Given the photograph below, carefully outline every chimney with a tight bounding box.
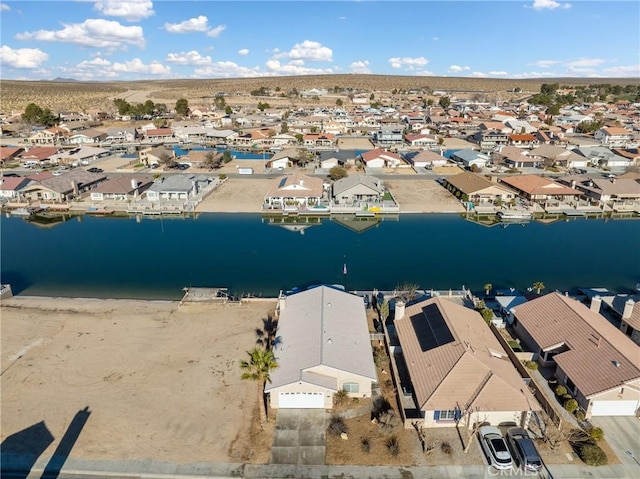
[131,178,138,190]
[590,295,602,313]
[395,300,405,320]
[623,299,635,320]
[72,180,79,196]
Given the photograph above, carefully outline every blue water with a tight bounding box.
[1,214,639,299]
[173,146,268,160]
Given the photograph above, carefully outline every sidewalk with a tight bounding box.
[2,456,635,479]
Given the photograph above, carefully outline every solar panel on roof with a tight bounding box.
[278,177,288,188]
[410,303,455,352]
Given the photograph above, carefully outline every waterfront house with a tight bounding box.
[0,146,24,165]
[510,293,640,418]
[145,174,212,202]
[303,132,335,147]
[263,173,324,211]
[332,173,384,206]
[393,297,538,429]
[409,150,449,169]
[49,146,110,167]
[360,148,403,168]
[557,175,640,207]
[266,149,296,170]
[373,126,404,147]
[19,147,60,166]
[444,172,515,205]
[404,133,439,149]
[67,129,107,145]
[265,285,377,409]
[599,294,640,347]
[105,127,138,143]
[0,176,30,200]
[90,175,154,202]
[145,128,174,143]
[21,169,106,203]
[499,175,579,203]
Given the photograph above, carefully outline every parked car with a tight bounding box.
[87,167,104,173]
[479,426,513,470]
[506,427,543,472]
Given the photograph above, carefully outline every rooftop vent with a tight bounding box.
[613,360,621,367]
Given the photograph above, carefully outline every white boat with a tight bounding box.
[497,210,532,220]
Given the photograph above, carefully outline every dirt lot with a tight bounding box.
[385,179,465,213]
[1,296,277,463]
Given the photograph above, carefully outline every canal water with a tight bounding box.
[1,213,638,299]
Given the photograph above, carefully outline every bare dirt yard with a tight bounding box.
[1,296,277,464]
[197,176,272,213]
[385,179,465,213]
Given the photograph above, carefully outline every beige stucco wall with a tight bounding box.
[268,382,333,409]
[422,410,528,430]
[307,364,374,399]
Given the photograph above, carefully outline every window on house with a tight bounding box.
[434,410,457,421]
[566,377,577,395]
[342,382,359,393]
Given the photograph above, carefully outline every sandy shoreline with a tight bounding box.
[1,295,277,463]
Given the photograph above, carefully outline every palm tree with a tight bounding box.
[484,283,492,296]
[240,347,278,424]
[532,281,545,295]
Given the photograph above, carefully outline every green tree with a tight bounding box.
[175,98,190,116]
[427,99,434,107]
[280,121,289,133]
[438,96,451,109]
[240,347,278,424]
[22,103,43,124]
[532,282,545,294]
[335,98,343,107]
[329,166,348,180]
[257,101,270,111]
[295,133,303,144]
[547,104,560,116]
[222,151,233,163]
[480,308,494,324]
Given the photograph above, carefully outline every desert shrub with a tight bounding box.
[333,389,349,407]
[565,399,578,414]
[218,173,227,180]
[525,360,539,370]
[373,347,389,367]
[327,415,348,437]
[360,436,371,453]
[589,427,604,441]
[508,340,522,352]
[562,393,573,400]
[378,410,400,435]
[575,410,586,421]
[441,441,452,455]
[554,385,567,396]
[372,396,392,418]
[386,436,400,457]
[578,444,608,466]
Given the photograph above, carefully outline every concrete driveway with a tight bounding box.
[269,409,326,465]
[591,416,640,475]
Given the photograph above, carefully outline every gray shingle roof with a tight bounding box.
[332,174,383,196]
[266,286,377,391]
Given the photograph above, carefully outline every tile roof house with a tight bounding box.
[409,150,449,169]
[19,147,60,164]
[511,293,640,417]
[90,175,154,202]
[451,149,491,170]
[529,145,588,168]
[498,175,580,202]
[444,172,515,205]
[394,297,539,429]
[332,173,384,206]
[557,175,640,206]
[360,148,403,168]
[0,176,30,200]
[263,173,324,211]
[594,127,634,148]
[21,169,107,203]
[600,294,640,347]
[145,174,212,202]
[265,286,377,409]
[0,146,24,164]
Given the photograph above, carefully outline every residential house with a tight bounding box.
[263,173,324,211]
[492,146,540,169]
[266,149,298,170]
[404,133,439,149]
[451,149,490,170]
[535,129,567,147]
[499,175,579,203]
[265,285,377,409]
[505,120,537,134]
[444,172,515,205]
[0,146,24,165]
[612,148,640,165]
[574,146,632,169]
[472,130,509,152]
[360,148,403,168]
[19,147,60,166]
[26,127,67,145]
[145,128,174,142]
[529,144,588,168]
[21,169,106,203]
[0,176,30,200]
[599,294,640,347]
[373,126,404,146]
[67,128,107,145]
[105,127,138,143]
[303,132,335,147]
[557,175,640,207]
[90,175,154,202]
[511,293,640,417]
[594,127,634,148]
[508,134,539,149]
[394,297,539,429]
[205,129,238,144]
[332,174,384,206]
[49,146,110,167]
[408,150,449,169]
[139,146,173,167]
[145,174,212,202]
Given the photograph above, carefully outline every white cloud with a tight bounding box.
[489,71,508,76]
[448,65,470,72]
[264,59,334,75]
[0,45,48,69]
[77,57,112,68]
[0,3,10,11]
[16,19,144,49]
[93,0,154,21]
[531,0,571,10]
[164,15,209,33]
[415,70,435,76]
[206,24,226,38]
[567,58,605,68]
[165,50,212,66]
[237,49,249,56]
[531,59,561,68]
[193,61,261,78]
[388,56,428,70]
[349,60,371,74]
[274,40,333,62]
[164,15,225,37]
[470,71,488,77]
[111,58,170,75]
[603,64,640,77]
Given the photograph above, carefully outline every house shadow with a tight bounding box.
[40,406,91,479]
[1,421,55,479]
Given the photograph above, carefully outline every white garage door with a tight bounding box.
[591,400,639,416]
[279,392,325,409]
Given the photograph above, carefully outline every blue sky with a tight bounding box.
[1,0,639,81]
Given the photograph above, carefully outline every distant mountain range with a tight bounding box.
[50,77,79,82]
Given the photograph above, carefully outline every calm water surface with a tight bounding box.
[1,213,639,299]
